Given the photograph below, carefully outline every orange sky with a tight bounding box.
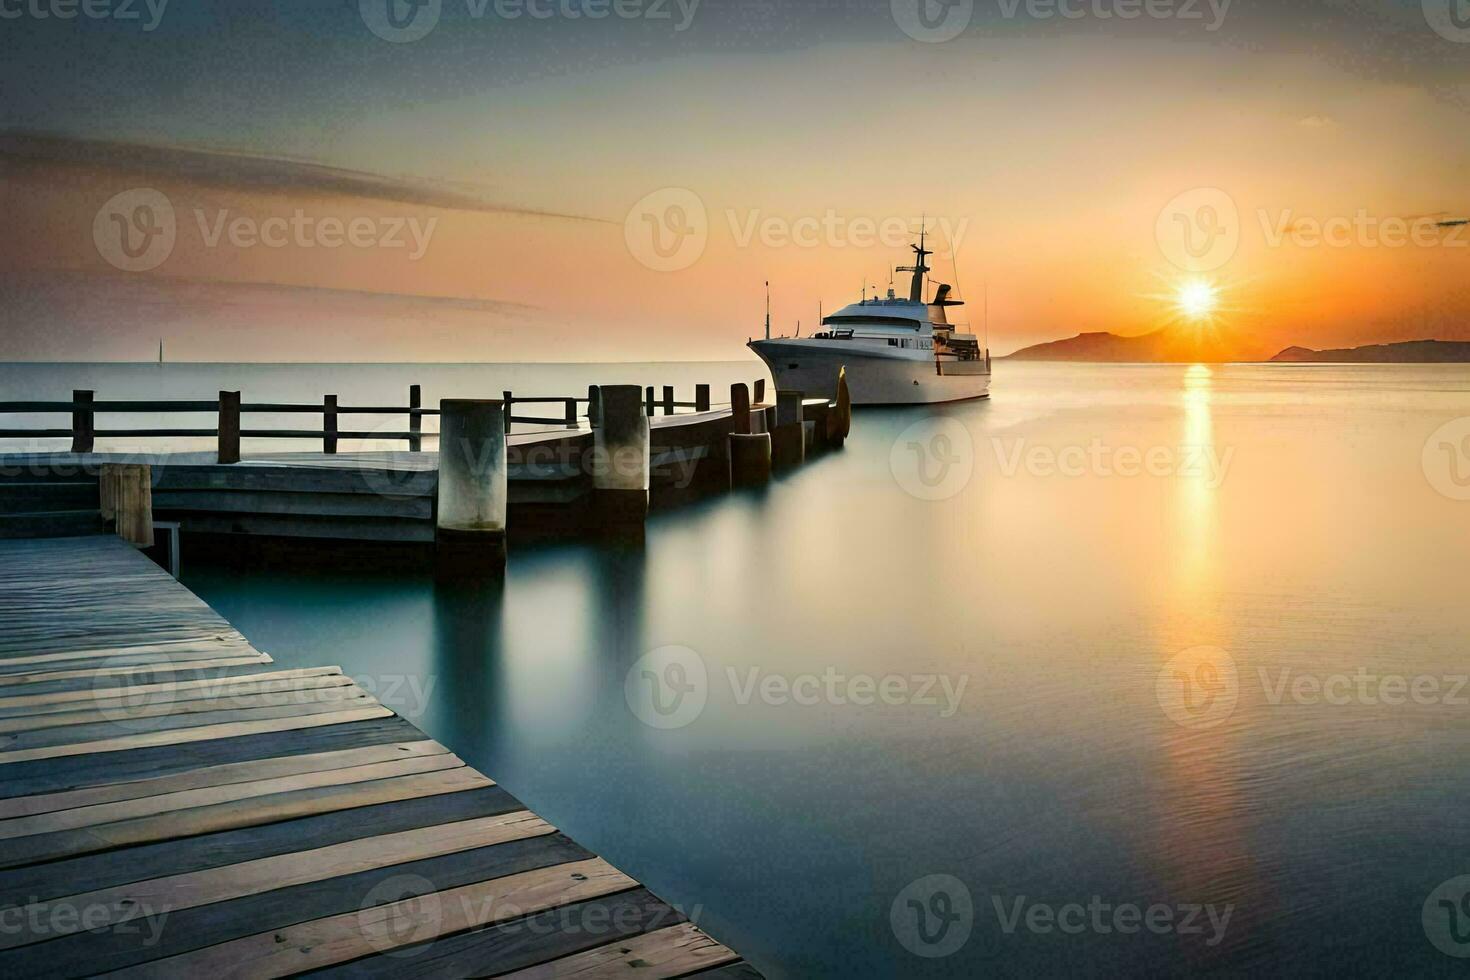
[4,11,1470,361]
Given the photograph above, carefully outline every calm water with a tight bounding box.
[161,363,1470,976]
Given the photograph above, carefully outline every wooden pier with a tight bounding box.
[0,377,851,558]
[0,534,762,977]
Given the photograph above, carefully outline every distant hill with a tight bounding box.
[1270,340,1470,363]
[1002,328,1265,363]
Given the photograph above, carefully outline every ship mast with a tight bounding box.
[895,223,932,303]
[764,281,771,341]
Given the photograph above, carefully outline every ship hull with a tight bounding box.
[748,340,991,406]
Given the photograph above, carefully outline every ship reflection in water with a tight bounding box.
[190,363,1470,978]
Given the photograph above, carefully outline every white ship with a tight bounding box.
[748,232,992,405]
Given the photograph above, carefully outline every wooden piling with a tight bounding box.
[324,395,339,454]
[70,390,94,454]
[218,391,241,464]
[587,385,603,428]
[695,384,710,412]
[662,385,675,416]
[771,390,805,469]
[502,391,514,435]
[408,384,423,452]
[564,398,578,428]
[754,379,767,404]
[644,386,656,417]
[100,463,154,547]
[727,383,771,487]
[592,385,650,529]
[434,399,507,573]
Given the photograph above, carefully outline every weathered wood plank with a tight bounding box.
[0,704,391,765]
[0,738,445,820]
[0,829,588,976]
[0,785,521,903]
[0,716,423,800]
[0,809,550,950]
[308,888,690,980]
[494,922,741,979]
[0,665,340,714]
[0,751,465,840]
[0,685,377,751]
[0,765,490,869]
[103,858,638,978]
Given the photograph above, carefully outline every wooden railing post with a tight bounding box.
[730,383,751,436]
[218,391,241,464]
[695,384,710,412]
[408,384,422,452]
[502,390,513,434]
[565,398,578,428]
[644,386,655,417]
[71,389,95,454]
[324,395,339,454]
[587,385,601,426]
[662,385,675,415]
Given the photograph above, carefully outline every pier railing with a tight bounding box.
[0,380,767,461]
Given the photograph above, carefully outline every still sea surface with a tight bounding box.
[12,360,1470,976]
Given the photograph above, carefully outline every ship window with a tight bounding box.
[888,339,899,347]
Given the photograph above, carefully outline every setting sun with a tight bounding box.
[1177,281,1219,320]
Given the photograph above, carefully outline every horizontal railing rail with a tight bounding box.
[0,380,764,462]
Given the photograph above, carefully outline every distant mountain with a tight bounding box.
[1270,340,1470,363]
[1002,328,1264,363]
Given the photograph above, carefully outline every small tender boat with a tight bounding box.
[748,232,992,405]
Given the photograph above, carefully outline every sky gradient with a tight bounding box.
[2,0,1469,360]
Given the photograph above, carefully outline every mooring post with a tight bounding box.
[727,382,771,487]
[592,384,650,530]
[564,398,578,428]
[218,390,241,464]
[662,385,675,415]
[70,389,95,454]
[408,384,422,452]
[100,463,154,548]
[754,379,767,404]
[772,390,805,469]
[695,384,710,412]
[435,399,508,574]
[323,395,339,454]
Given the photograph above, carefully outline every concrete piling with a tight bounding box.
[435,399,508,573]
[592,384,650,528]
[771,390,805,469]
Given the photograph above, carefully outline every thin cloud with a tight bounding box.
[0,130,615,225]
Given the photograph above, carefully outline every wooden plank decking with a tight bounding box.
[0,535,759,978]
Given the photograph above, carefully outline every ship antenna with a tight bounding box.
[764,280,771,341]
